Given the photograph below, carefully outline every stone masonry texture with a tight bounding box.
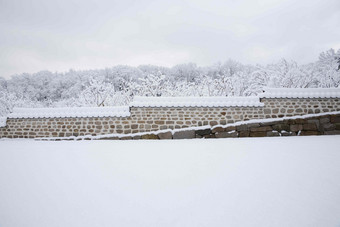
[0,98,339,138]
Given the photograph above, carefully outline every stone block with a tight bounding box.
[236,124,248,131]
[330,115,340,123]
[239,131,249,137]
[272,124,290,132]
[173,130,195,139]
[249,131,266,137]
[264,109,271,114]
[335,123,340,130]
[209,121,218,126]
[250,126,272,132]
[195,129,211,136]
[260,121,281,126]
[141,134,159,139]
[295,119,307,124]
[299,131,320,136]
[290,124,303,132]
[307,119,320,130]
[99,136,119,140]
[324,130,340,135]
[158,131,173,140]
[267,131,280,137]
[322,123,336,131]
[212,127,225,133]
[280,131,293,136]
[303,123,317,131]
[319,117,330,124]
[215,131,238,138]
[224,126,236,132]
[203,134,216,138]
[247,123,260,128]
[120,136,132,140]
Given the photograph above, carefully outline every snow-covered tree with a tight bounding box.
[1,48,339,115]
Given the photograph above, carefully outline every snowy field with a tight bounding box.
[1,136,340,227]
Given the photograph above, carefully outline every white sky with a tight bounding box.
[0,0,339,78]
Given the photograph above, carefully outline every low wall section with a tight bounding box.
[1,88,340,139]
[94,112,340,140]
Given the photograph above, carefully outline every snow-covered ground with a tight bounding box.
[1,136,340,227]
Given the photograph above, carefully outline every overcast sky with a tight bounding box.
[0,0,339,79]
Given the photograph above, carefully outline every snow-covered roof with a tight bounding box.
[130,96,263,107]
[7,106,130,119]
[259,88,340,98]
[0,117,7,127]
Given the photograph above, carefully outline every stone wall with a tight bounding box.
[0,117,132,139]
[0,98,339,139]
[42,113,340,140]
[261,98,340,118]
[130,106,265,132]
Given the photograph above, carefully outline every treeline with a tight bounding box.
[0,49,339,116]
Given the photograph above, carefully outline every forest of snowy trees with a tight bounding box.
[0,49,339,116]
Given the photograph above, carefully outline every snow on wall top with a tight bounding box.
[260,88,340,98]
[0,117,7,127]
[130,96,263,107]
[7,106,130,119]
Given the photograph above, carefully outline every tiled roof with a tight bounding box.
[7,106,130,119]
[130,96,263,107]
[259,88,340,98]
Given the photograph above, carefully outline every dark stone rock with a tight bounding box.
[158,131,173,139]
[215,131,238,138]
[322,123,336,131]
[236,124,248,131]
[239,131,249,137]
[99,136,119,140]
[324,130,340,135]
[295,119,307,124]
[330,115,340,123]
[272,124,290,132]
[267,131,280,137]
[335,123,340,130]
[133,135,141,140]
[247,123,260,128]
[290,124,303,132]
[212,127,225,133]
[173,130,195,139]
[195,128,211,136]
[249,131,266,137]
[307,119,320,130]
[303,123,317,131]
[141,134,159,139]
[299,131,320,136]
[280,131,292,136]
[320,117,330,124]
[203,134,216,138]
[260,120,281,126]
[224,126,236,132]
[120,136,132,140]
[250,126,272,132]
